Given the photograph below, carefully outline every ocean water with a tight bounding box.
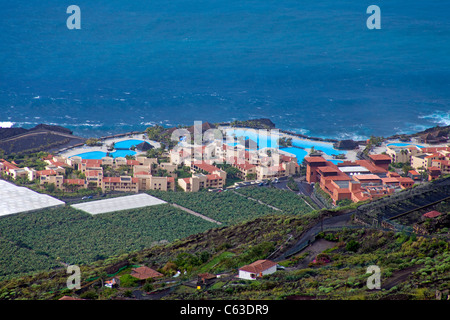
[0,1,449,140]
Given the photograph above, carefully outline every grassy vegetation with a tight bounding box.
[0,204,217,280]
[1,212,448,300]
[146,189,287,225]
[164,229,449,300]
[0,214,320,300]
[0,188,310,281]
[234,186,318,214]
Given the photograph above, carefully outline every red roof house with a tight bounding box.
[238,260,278,280]
[423,211,442,219]
[130,266,163,280]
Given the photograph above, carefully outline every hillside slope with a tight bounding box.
[0,124,85,155]
[0,209,448,301]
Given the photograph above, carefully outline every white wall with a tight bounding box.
[238,265,277,280]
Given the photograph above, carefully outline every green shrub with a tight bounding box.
[346,240,360,253]
[119,274,138,288]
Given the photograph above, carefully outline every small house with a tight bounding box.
[130,266,163,283]
[238,260,277,280]
[197,273,217,288]
[104,278,118,288]
[423,210,442,220]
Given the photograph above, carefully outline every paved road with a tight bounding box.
[274,211,354,261]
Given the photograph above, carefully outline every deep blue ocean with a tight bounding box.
[0,1,449,139]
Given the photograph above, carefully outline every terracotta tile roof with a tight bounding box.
[126,159,140,166]
[355,160,387,173]
[387,172,400,177]
[317,166,340,173]
[304,156,327,163]
[193,161,220,173]
[381,177,400,184]
[397,177,414,184]
[63,178,85,185]
[180,177,190,183]
[239,260,277,274]
[0,159,19,170]
[37,169,57,176]
[369,154,392,161]
[206,174,222,181]
[423,211,442,219]
[130,266,163,280]
[198,273,216,280]
[425,153,443,159]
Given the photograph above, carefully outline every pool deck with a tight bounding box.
[371,138,448,155]
[58,134,161,158]
[58,128,448,162]
[222,127,360,162]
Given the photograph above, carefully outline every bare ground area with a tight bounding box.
[381,265,421,290]
[286,238,338,270]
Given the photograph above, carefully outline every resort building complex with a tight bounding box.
[386,145,450,178]
[1,134,299,194]
[2,132,448,207]
[305,154,415,205]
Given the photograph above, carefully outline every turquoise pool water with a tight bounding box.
[226,128,279,148]
[71,139,142,159]
[114,139,145,149]
[387,143,424,148]
[72,151,107,159]
[71,149,137,160]
[291,139,346,156]
[110,150,137,158]
[280,147,308,164]
[227,128,346,164]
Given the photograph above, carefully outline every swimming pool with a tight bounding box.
[72,151,108,160]
[329,159,344,165]
[387,143,424,148]
[226,129,346,158]
[113,139,145,149]
[225,129,279,148]
[71,149,137,160]
[291,138,347,156]
[280,147,308,164]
